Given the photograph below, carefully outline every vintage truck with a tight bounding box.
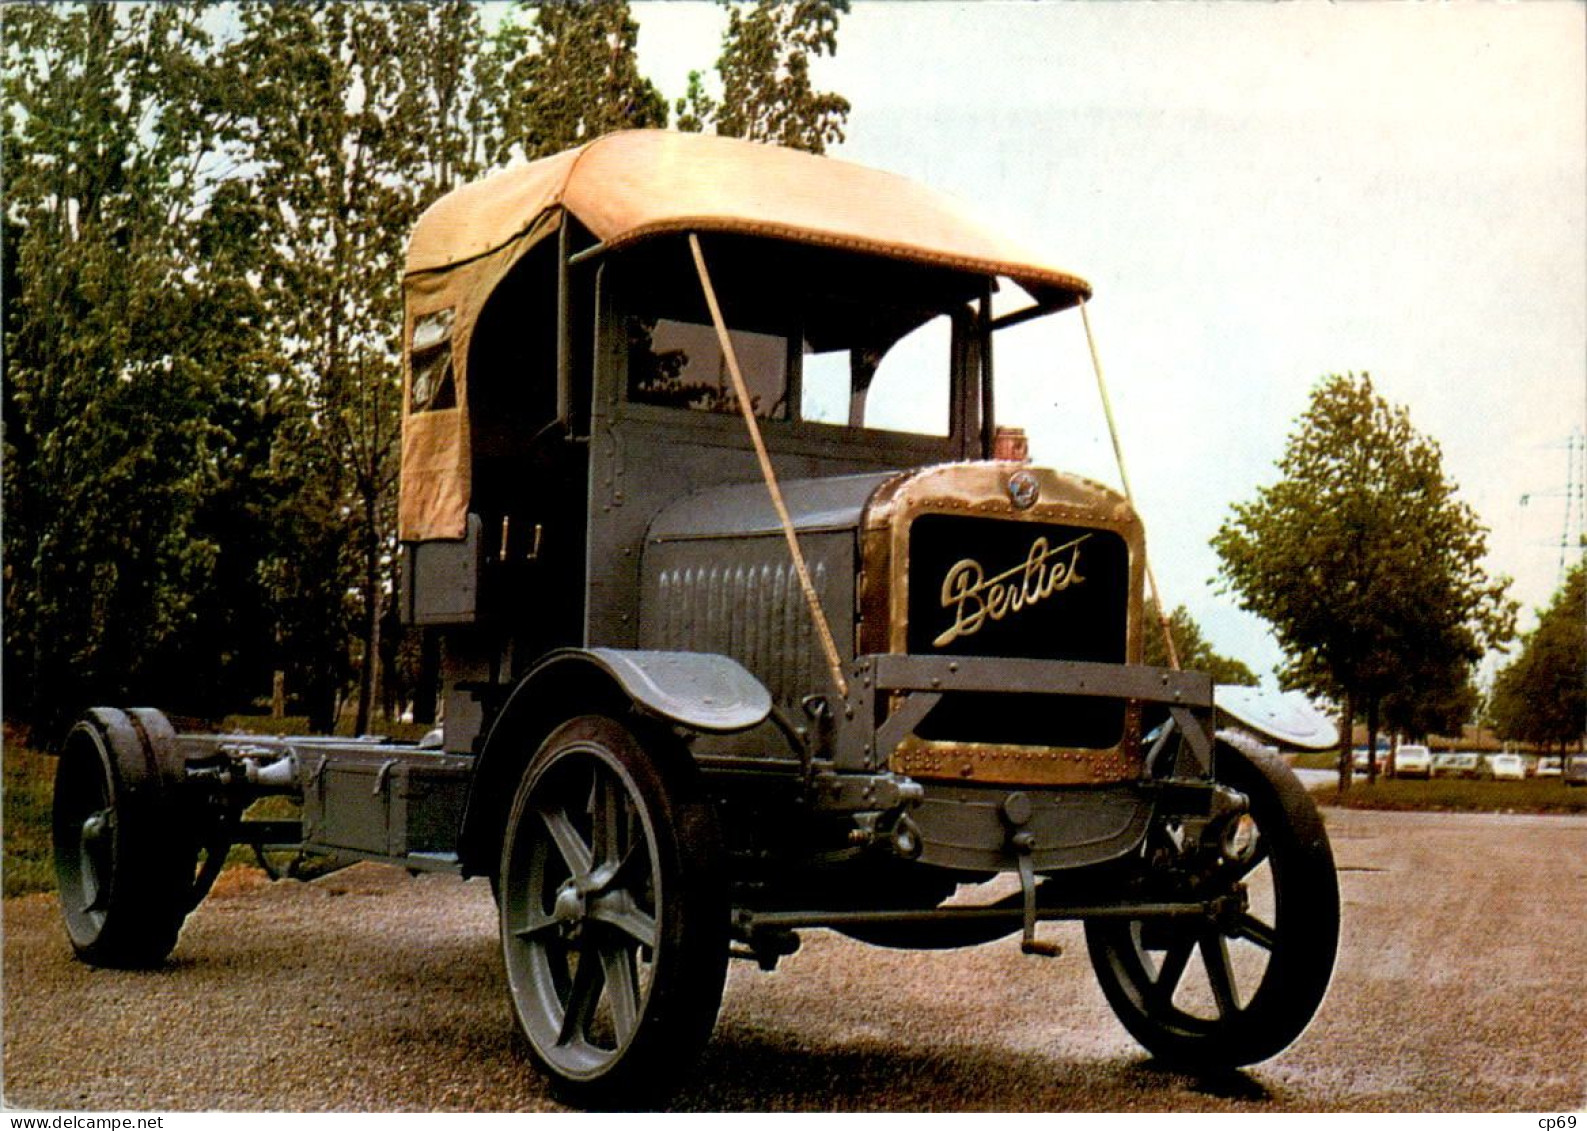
[52,129,1338,1106]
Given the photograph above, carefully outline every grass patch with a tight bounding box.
[1317,776,1587,814]
[3,728,58,897]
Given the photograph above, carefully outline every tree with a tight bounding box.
[2,3,282,738]
[1382,653,1480,743]
[1142,601,1259,687]
[1490,563,1587,753]
[1212,373,1515,788]
[227,2,503,733]
[4,2,860,740]
[676,0,851,155]
[491,1,665,162]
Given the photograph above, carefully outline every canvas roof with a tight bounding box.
[399,131,1092,543]
[406,129,1090,304]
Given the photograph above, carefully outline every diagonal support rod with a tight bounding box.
[689,233,850,699]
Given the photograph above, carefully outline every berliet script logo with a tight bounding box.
[933,532,1091,647]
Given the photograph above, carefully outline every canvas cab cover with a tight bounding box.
[399,129,1090,542]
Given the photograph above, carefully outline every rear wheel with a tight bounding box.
[499,715,727,1107]
[1085,746,1338,1068]
[53,709,217,968]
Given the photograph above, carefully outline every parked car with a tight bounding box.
[1566,755,1587,787]
[1353,746,1389,773]
[1394,744,1432,779]
[1487,753,1525,781]
[1433,752,1481,779]
[1536,756,1563,778]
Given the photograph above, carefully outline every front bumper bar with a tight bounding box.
[832,653,1216,777]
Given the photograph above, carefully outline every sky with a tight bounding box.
[634,0,1587,688]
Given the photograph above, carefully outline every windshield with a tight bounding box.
[613,236,985,442]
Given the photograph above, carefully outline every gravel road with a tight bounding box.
[5,807,1585,1112]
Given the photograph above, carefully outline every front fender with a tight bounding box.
[456,648,771,876]
[580,648,771,733]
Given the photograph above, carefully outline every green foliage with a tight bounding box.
[1318,776,1587,815]
[2,4,281,739]
[1142,601,1259,686]
[1382,653,1481,742]
[492,1,665,161]
[1489,563,1587,751]
[226,2,503,731]
[3,2,857,740]
[679,0,851,154]
[1212,374,1515,779]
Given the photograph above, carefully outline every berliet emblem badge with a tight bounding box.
[1007,469,1040,510]
[934,532,1091,647]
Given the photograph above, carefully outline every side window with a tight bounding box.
[409,307,457,413]
[863,314,951,436]
[800,348,850,425]
[627,317,789,419]
[798,313,952,436]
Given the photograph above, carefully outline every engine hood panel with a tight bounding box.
[646,471,900,543]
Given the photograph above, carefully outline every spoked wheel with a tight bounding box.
[53,708,219,968]
[499,715,727,1107]
[1085,745,1339,1068]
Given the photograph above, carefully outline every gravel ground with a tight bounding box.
[4,808,1585,1112]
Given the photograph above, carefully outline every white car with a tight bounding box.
[1433,752,1481,779]
[1353,747,1389,773]
[1487,753,1525,781]
[1536,756,1563,778]
[1394,744,1432,779]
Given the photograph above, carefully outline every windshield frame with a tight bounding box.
[595,235,997,462]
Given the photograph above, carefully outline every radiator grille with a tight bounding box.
[906,513,1129,748]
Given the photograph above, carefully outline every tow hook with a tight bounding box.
[890,814,922,859]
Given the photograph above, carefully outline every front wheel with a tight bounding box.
[498,715,728,1107]
[1085,746,1339,1068]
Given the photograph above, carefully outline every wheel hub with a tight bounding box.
[78,808,113,911]
[553,880,587,926]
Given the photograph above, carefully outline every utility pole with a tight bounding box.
[1559,429,1586,586]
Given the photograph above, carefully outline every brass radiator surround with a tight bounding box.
[860,462,1148,786]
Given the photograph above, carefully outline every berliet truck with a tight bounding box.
[52,130,1339,1106]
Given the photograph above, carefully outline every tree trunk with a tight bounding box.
[1337,691,1355,793]
[353,495,380,736]
[1366,699,1381,785]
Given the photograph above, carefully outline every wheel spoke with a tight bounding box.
[1231,912,1278,951]
[511,908,561,942]
[586,770,625,872]
[1151,934,1195,1005]
[557,948,606,1047]
[599,945,641,1046]
[589,892,658,949]
[1200,930,1241,1018]
[538,803,594,881]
